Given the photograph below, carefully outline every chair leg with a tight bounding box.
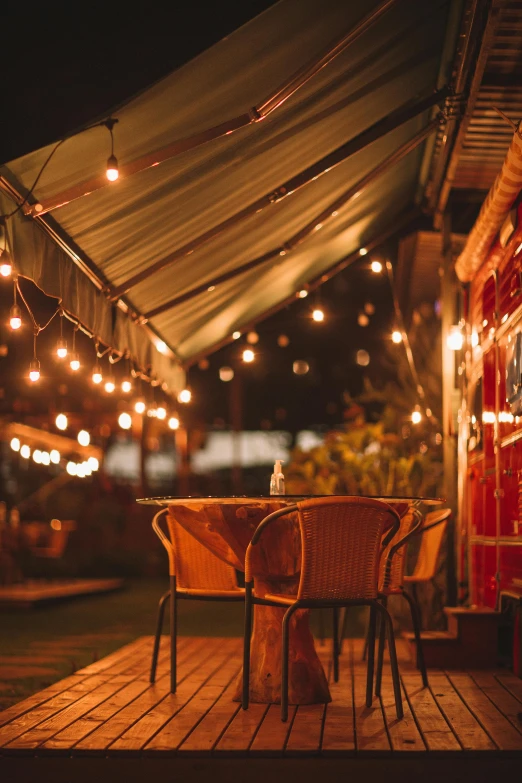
[169,575,177,694]
[242,584,253,710]
[375,597,387,697]
[362,607,370,660]
[150,589,170,683]
[318,609,325,647]
[376,602,403,720]
[402,589,428,686]
[281,604,298,722]
[365,604,377,707]
[333,607,339,683]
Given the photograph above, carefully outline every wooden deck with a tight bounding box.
[1,635,521,782]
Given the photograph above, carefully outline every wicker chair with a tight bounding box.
[242,496,403,721]
[151,508,245,693]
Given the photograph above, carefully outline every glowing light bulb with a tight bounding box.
[178,389,191,404]
[358,313,369,327]
[156,340,168,354]
[78,429,90,446]
[66,461,77,476]
[278,334,289,347]
[168,416,180,430]
[92,365,103,384]
[29,359,40,382]
[41,451,51,466]
[69,352,80,371]
[0,261,12,278]
[106,154,119,181]
[219,366,234,382]
[232,331,241,340]
[156,406,167,420]
[298,289,308,298]
[356,350,370,367]
[104,380,115,393]
[371,260,383,273]
[121,379,132,393]
[56,413,68,431]
[88,457,99,471]
[247,331,259,344]
[9,304,22,330]
[242,349,254,363]
[447,325,463,351]
[33,450,42,464]
[118,412,132,430]
[412,410,422,424]
[312,308,324,322]
[392,330,403,344]
[20,444,31,459]
[10,437,20,453]
[50,449,60,464]
[359,247,368,256]
[134,399,146,414]
[56,339,67,359]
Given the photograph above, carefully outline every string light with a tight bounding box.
[168,416,180,430]
[104,118,119,182]
[68,325,80,370]
[56,413,68,431]
[50,449,60,464]
[118,412,132,430]
[92,364,103,384]
[41,451,51,466]
[364,302,375,315]
[293,360,309,375]
[219,366,234,382]
[10,438,20,451]
[9,281,22,330]
[392,330,403,344]
[66,461,77,476]
[29,333,40,382]
[359,247,368,256]
[178,389,192,403]
[78,429,90,446]
[20,445,31,459]
[370,260,383,273]
[242,349,254,362]
[312,307,325,322]
[447,324,464,351]
[356,349,370,366]
[122,378,132,393]
[232,331,241,340]
[33,449,42,464]
[298,289,308,298]
[0,252,12,278]
[104,359,116,393]
[134,398,146,414]
[246,331,259,345]
[358,313,369,327]
[88,457,99,471]
[56,313,67,358]
[412,409,422,424]
[156,405,167,420]
[277,334,290,347]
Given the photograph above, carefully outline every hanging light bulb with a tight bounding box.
[156,405,167,420]
[121,378,132,393]
[392,330,403,344]
[134,398,146,414]
[50,449,60,464]
[41,451,51,466]
[66,461,77,476]
[10,437,20,452]
[56,338,67,359]
[219,366,234,382]
[9,304,22,330]
[412,410,422,425]
[246,331,259,345]
[56,413,68,431]
[78,429,90,446]
[232,331,241,340]
[277,334,290,347]
[88,456,99,471]
[70,353,80,371]
[118,412,132,430]
[358,313,369,327]
[312,307,324,322]
[147,401,158,417]
[104,118,119,181]
[168,416,180,430]
[29,359,40,382]
[33,450,42,464]
[242,349,254,363]
[20,444,31,459]
[371,260,383,273]
[359,247,368,256]
[178,389,192,404]
[56,313,67,358]
[92,364,103,384]
[105,378,115,393]
[298,289,308,298]
[0,251,13,278]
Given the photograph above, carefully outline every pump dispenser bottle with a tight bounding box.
[270,459,285,495]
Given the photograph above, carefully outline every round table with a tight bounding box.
[138,494,444,705]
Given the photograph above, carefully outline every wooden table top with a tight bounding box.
[137,494,445,506]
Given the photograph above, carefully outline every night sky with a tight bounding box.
[1,1,413,436]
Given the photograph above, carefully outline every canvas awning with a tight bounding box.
[0,0,451,379]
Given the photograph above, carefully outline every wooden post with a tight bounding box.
[230,372,243,494]
[176,425,190,495]
[139,413,149,498]
[441,211,458,607]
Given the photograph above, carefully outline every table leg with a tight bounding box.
[234,596,330,705]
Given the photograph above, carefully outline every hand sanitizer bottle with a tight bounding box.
[270,460,285,495]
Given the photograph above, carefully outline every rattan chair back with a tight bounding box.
[407,508,449,583]
[379,509,418,593]
[167,512,239,591]
[295,496,400,601]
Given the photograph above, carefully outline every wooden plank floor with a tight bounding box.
[1,635,521,780]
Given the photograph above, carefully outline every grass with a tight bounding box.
[0,577,366,710]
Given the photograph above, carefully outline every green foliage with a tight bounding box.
[286,410,442,498]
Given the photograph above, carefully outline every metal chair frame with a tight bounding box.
[150,508,244,693]
[241,497,403,721]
